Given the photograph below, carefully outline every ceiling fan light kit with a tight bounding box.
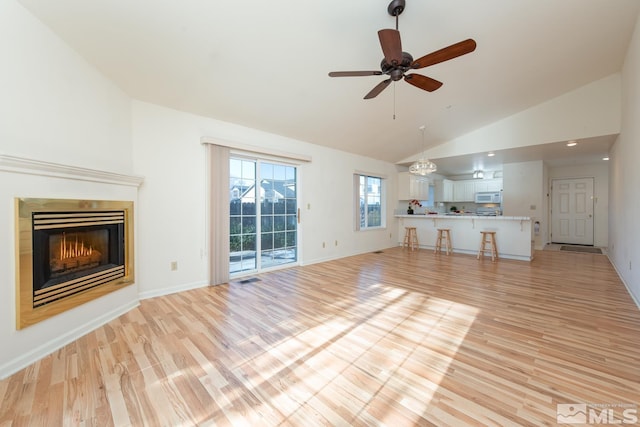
[328,0,476,99]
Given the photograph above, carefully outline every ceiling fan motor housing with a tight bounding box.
[380,52,414,80]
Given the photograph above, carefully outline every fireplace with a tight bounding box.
[32,211,126,307]
[16,198,134,329]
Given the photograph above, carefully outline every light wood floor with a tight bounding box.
[1,248,639,426]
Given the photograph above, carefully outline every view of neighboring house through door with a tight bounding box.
[229,157,298,274]
[550,177,594,245]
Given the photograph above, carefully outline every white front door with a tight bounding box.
[551,178,594,245]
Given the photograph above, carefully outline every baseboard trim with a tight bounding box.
[138,280,209,300]
[608,254,640,310]
[0,300,139,380]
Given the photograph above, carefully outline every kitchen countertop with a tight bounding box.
[395,214,534,261]
[395,214,531,220]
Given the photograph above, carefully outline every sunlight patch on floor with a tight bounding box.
[226,283,479,424]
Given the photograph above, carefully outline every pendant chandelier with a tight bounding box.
[409,126,437,176]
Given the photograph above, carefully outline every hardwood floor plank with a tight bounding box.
[1,248,640,425]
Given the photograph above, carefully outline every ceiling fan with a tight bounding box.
[328,0,476,99]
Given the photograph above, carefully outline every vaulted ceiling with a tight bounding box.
[17,0,640,171]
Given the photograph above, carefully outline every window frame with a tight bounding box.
[354,173,386,231]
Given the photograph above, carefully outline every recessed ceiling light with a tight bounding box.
[602,156,610,161]
[567,140,577,147]
[487,152,495,157]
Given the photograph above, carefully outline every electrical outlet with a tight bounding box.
[322,242,325,248]
[170,261,178,271]
[335,240,338,246]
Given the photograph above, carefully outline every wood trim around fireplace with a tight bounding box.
[15,198,135,329]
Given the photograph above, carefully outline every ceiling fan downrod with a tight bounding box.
[387,0,405,30]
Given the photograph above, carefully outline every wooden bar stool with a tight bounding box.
[478,231,498,261]
[403,227,419,251]
[434,228,452,255]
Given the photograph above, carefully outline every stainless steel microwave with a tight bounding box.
[475,191,501,204]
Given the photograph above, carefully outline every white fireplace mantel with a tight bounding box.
[0,154,144,187]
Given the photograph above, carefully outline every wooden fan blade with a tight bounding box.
[404,74,443,92]
[364,79,392,99]
[412,39,477,69]
[328,71,383,77]
[378,29,403,65]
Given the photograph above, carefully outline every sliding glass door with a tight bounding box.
[229,158,297,274]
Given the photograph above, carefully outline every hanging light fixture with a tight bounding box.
[409,125,437,176]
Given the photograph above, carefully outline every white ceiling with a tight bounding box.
[17,0,640,174]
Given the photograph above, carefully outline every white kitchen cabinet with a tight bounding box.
[484,179,503,192]
[397,172,430,200]
[473,179,503,193]
[434,179,453,202]
[474,180,489,193]
[453,181,476,202]
[434,178,503,202]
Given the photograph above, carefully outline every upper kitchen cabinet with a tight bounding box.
[398,172,430,200]
[453,181,476,202]
[434,178,502,202]
[474,179,503,192]
[434,179,453,202]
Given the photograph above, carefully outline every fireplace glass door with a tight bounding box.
[230,158,298,274]
[31,211,126,308]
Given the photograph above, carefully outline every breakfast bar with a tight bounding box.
[396,214,534,261]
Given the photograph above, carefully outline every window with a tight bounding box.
[355,174,385,230]
[425,184,435,207]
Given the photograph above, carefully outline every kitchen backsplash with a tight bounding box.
[396,201,501,214]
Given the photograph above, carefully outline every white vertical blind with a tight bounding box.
[208,144,230,285]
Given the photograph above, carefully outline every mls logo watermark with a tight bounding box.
[557,403,638,424]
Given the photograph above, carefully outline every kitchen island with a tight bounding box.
[396,214,534,261]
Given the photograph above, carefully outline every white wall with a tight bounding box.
[131,101,400,298]
[404,74,621,163]
[0,1,133,174]
[609,13,640,306]
[0,1,137,378]
[548,163,609,248]
[502,161,544,249]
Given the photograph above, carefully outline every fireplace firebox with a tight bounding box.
[16,199,134,329]
[32,211,126,307]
